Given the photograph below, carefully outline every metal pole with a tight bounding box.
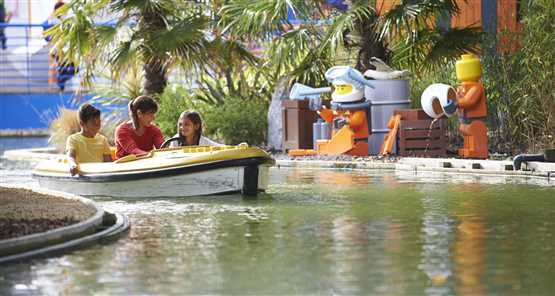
[25,23,30,92]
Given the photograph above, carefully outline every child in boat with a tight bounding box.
[167,110,222,148]
[115,95,164,159]
[67,103,112,175]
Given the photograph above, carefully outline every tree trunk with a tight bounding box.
[143,60,168,97]
[266,76,290,151]
[141,9,168,97]
[354,15,389,72]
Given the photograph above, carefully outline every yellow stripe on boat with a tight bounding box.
[34,145,273,175]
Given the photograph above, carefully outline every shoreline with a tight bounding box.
[3,147,554,184]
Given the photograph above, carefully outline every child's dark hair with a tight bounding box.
[78,103,101,123]
[128,95,158,130]
[178,110,202,146]
[54,2,65,11]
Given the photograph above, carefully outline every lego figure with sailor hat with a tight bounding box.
[288,66,374,156]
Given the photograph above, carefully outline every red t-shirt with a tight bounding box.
[115,122,164,159]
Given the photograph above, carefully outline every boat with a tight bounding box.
[33,144,274,198]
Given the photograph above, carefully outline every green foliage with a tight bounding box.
[203,97,269,146]
[155,84,202,137]
[47,0,210,94]
[480,0,554,154]
[218,0,481,91]
[157,85,269,146]
[406,0,553,155]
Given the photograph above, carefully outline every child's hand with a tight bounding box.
[69,163,79,176]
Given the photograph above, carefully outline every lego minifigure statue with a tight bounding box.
[288,66,374,156]
[318,69,371,156]
[455,54,488,159]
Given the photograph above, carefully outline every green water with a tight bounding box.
[1,166,554,295]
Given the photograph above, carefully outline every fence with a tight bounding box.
[0,22,81,93]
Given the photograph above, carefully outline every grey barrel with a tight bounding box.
[312,120,322,149]
[365,79,411,155]
[312,120,332,149]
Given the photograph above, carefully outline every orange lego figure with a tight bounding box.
[287,66,374,157]
[318,107,369,156]
[455,54,488,159]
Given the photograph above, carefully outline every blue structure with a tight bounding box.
[0,93,77,130]
[0,23,114,132]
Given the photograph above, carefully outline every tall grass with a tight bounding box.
[482,0,554,154]
[48,108,80,152]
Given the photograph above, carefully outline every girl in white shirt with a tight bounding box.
[167,110,222,148]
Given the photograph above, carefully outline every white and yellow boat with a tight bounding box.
[33,144,274,198]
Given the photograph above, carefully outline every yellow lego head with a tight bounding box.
[334,84,353,95]
[456,54,482,82]
[331,80,363,103]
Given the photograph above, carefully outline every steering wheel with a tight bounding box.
[161,136,180,149]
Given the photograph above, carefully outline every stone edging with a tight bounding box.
[0,186,103,257]
[0,185,130,264]
[4,147,553,183]
[277,157,554,183]
[275,159,396,170]
[395,157,554,179]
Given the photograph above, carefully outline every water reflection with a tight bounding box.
[1,151,554,294]
[418,184,455,295]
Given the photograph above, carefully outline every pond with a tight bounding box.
[1,138,554,295]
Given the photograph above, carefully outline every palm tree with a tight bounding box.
[218,0,482,82]
[46,0,209,97]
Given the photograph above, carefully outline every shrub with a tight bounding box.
[481,0,554,154]
[157,83,270,146]
[156,84,202,137]
[203,96,269,146]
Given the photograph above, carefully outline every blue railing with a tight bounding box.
[0,22,79,93]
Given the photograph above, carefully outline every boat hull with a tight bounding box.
[32,146,274,198]
[36,164,271,198]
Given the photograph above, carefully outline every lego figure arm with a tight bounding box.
[457,84,484,109]
[318,107,335,123]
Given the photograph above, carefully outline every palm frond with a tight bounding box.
[379,0,461,39]
[422,26,482,70]
[150,15,208,55]
[391,25,482,73]
[218,0,313,39]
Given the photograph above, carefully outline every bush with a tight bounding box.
[203,96,269,146]
[157,83,269,146]
[156,84,203,137]
[481,0,554,154]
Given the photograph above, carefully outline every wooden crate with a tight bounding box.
[282,99,319,150]
[396,110,448,157]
